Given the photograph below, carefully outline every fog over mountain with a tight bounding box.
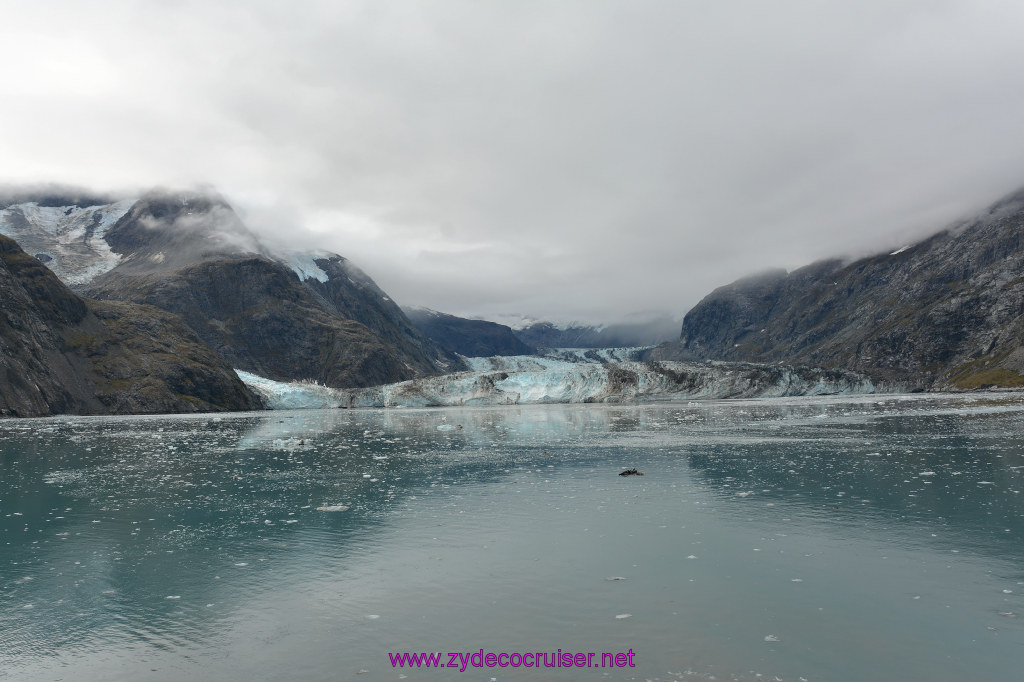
[4,2,1024,323]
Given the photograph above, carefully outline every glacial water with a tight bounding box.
[1,394,1023,682]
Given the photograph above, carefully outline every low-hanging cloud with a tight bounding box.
[3,0,1024,323]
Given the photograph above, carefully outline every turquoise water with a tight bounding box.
[2,394,1023,681]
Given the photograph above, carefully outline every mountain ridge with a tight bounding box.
[651,186,1024,389]
[402,306,536,357]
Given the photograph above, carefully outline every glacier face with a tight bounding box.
[235,371,348,410]
[0,200,135,286]
[237,355,876,410]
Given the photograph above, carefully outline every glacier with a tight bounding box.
[0,200,135,286]
[272,250,331,283]
[236,354,876,410]
[536,346,651,364]
[235,371,348,409]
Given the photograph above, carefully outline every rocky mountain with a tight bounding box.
[652,188,1024,390]
[511,316,680,350]
[1,189,463,389]
[0,233,261,417]
[402,306,535,357]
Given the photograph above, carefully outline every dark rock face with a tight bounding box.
[403,306,535,357]
[0,234,261,417]
[307,260,463,373]
[87,257,427,389]
[661,189,1024,389]
[79,190,462,388]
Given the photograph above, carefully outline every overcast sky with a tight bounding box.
[3,1,1024,324]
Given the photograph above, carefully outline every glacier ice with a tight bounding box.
[0,200,135,285]
[236,354,875,410]
[235,370,347,409]
[273,250,330,283]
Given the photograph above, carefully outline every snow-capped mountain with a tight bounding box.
[0,188,463,389]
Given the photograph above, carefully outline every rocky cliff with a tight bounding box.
[0,234,261,417]
[653,188,1024,389]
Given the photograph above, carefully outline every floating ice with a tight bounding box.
[317,505,350,512]
[615,614,632,619]
[764,635,780,642]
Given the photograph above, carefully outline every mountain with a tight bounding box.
[402,306,535,357]
[0,189,464,389]
[511,316,680,350]
[652,188,1024,390]
[0,233,261,417]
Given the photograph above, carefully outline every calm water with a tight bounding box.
[2,394,1023,682]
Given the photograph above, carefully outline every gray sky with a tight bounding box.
[3,0,1024,324]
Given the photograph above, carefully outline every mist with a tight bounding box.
[3,1,1024,323]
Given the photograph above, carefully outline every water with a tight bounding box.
[2,394,1023,681]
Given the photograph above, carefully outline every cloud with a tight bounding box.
[3,0,1024,322]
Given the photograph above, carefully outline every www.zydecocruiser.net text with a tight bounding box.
[389,649,637,671]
